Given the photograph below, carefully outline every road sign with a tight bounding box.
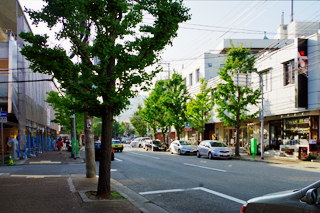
[0,111,7,123]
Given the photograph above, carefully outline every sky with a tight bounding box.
[18,0,320,120]
[19,0,320,75]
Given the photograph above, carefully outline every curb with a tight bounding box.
[111,178,169,213]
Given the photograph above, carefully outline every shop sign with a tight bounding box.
[183,127,192,131]
[309,139,317,144]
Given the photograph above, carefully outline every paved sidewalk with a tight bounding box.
[0,149,165,213]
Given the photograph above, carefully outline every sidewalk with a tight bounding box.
[0,149,166,213]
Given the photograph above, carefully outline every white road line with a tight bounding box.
[68,177,77,193]
[114,158,122,162]
[140,188,193,195]
[128,152,160,160]
[139,187,246,205]
[197,187,246,205]
[183,163,227,173]
[10,175,62,178]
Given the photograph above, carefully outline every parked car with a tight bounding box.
[197,140,232,159]
[130,137,151,148]
[112,140,123,152]
[121,137,131,144]
[145,140,167,151]
[241,180,320,213]
[94,140,114,161]
[169,140,197,155]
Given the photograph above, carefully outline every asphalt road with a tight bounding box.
[1,145,319,213]
[110,145,320,213]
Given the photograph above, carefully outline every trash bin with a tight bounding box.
[299,147,308,160]
[250,138,257,159]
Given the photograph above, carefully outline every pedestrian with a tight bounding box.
[57,138,64,154]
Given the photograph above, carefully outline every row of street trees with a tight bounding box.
[138,72,214,143]
[138,44,261,157]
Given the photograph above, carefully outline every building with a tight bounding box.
[0,0,58,156]
[181,20,320,157]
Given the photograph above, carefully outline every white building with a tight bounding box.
[181,21,320,156]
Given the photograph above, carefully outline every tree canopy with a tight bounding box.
[213,44,261,156]
[130,104,147,137]
[20,0,190,199]
[186,78,214,141]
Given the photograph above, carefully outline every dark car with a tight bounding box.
[145,140,167,151]
[241,180,320,213]
[94,140,114,161]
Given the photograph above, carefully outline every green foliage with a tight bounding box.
[213,44,261,156]
[186,78,214,135]
[45,91,84,135]
[130,104,147,137]
[119,122,126,136]
[141,79,169,139]
[113,120,121,138]
[93,117,102,137]
[163,72,190,140]
[20,0,190,198]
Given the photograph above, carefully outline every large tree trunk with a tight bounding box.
[84,113,96,178]
[97,104,113,199]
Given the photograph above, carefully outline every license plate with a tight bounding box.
[115,145,118,148]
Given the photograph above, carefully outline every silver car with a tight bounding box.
[197,140,232,159]
[169,140,197,155]
[241,180,320,213]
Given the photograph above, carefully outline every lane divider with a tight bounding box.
[183,163,227,173]
[128,152,160,160]
[139,187,246,205]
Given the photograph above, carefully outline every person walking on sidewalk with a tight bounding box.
[57,138,64,154]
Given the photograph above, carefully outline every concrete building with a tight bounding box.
[0,0,58,156]
[181,21,320,157]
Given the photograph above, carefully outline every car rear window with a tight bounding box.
[112,141,121,144]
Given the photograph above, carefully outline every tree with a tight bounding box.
[130,104,147,137]
[164,71,189,140]
[112,120,121,138]
[119,122,126,137]
[186,78,214,142]
[213,44,261,157]
[93,117,102,137]
[20,0,190,199]
[45,91,84,136]
[141,79,170,141]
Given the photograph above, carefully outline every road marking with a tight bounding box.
[139,187,245,205]
[128,152,160,160]
[196,187,246,205]
[183,163,227,173]
[115,158,123,162]
[68,177,77,193]
[10,175,62,178]
[29,161,61,164]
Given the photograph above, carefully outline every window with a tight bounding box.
[189,73,193,86]
[196,69,200,82]
[260,69,271,91]
[284,60,295,86]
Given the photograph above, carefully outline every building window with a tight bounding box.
[260,69,271,91]
[196,69,200,82]
[284,60,295,86]
[189,73,193,86]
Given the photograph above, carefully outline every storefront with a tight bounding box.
[222,126,247,148]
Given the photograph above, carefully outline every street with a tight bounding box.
[111,145,320,213]
[0,145,319,213]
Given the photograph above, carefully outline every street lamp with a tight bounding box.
[235,69,264,160]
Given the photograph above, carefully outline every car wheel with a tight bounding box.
[170,149,173,154]
[178,149,181,155]
[120,149,123,152]
[208,152,212,160]
[197,151,201,158]
[146,147,148,151]
[139,144,142,148]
